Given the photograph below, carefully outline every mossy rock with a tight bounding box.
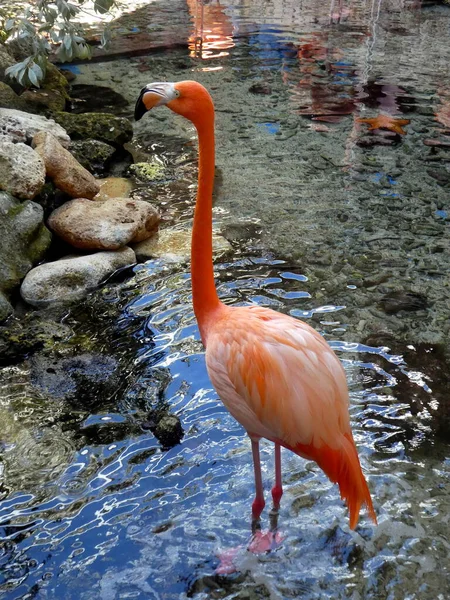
[42,62,70,100]
[53,111,133,147]
[20,88,66,113]
[0,81,32,111]
[129,161,166,182]
[70,139,116,175]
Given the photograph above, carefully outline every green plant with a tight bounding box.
[1,0,116,87]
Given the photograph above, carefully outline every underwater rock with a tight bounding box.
[95,177,133,201]
[68,84,128,115]
[48,197,160,250]
[379,290,428,314]
[53,111,133,147]
[133,226,232,263]
[20,247,136,307]
[154,414,184,449]
[0,136,45,199]
[29,352,119,404]
[33,131,100,199]
[248,82,272,95]
[0,107,70,146]
[69,139,116,176]
[0,192,51,317]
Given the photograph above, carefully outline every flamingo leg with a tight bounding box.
[250,439,265,520]
[271,443,283,510]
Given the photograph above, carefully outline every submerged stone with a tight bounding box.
[154,414,184,449]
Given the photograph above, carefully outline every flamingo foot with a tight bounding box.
[247,529,285,554]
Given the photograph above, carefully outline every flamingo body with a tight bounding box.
[134,80,376,530]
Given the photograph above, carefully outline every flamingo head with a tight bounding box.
[134,80,214,125]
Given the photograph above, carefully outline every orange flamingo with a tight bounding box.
[135,81,377,531]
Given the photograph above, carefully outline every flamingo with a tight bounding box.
[134,81,377,532]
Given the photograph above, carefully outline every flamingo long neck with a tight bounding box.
[191,115,221,344]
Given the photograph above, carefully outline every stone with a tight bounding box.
[0,290,13,322]
[95,177,133,201]
[0,107,70,146]
[0,136,46,199]
[33,131,100,199]
[53,111,133,147]
[41,63,70,101]
[379,291,428,314]
[69,139,116,175]
[20,88,66,113]
[48,197,160,250]
[129,161,166,182]
[154,415,184,449]
[0,44,15,83]
[132,226,232,263]
[0,82,32,111]
[20,247,136,307]
[0,192,51,302]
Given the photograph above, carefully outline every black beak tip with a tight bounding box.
[134,98,147,121]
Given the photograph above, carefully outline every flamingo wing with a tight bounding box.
[206,305,351,450]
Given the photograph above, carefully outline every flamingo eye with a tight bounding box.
[174,89,180,98]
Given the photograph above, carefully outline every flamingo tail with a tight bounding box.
[294,434,377,529]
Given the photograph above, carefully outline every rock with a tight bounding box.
[0,45,15,83]
[69,139,116,175]
[53,111,133,147]
[68,84,128,115]
[41,63,70,101]
[249,82,272,95]
[379,291,428,314]
[48,197,160,250]
[132,226,232,263]
[129,161,166,182]
[0,107,70,146]
[20,88,66,113]
[0,192,51,305]
[0,136,46,199]
[33,131,100,199]
[154,414,184,449]
[0,82,32,111]
[95,177,133,201]
[0,290,13,322]
[20,247,136,307]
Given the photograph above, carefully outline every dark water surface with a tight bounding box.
[1,1,450,598]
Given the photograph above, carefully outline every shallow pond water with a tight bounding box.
[1,1,450,599]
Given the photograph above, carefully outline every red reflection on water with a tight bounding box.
[187,0,235,59]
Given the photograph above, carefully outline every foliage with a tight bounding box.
[0,1,116,87]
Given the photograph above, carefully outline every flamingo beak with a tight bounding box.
[134,82,177,121]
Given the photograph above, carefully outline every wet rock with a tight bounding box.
[41,63,70,101]
[0,107,70,146]
[20,88,66,113]
[379,291,428,314]
[69,139,116,176]
[154,414,184,449]
[20,247,136,307]
[133,226,232,263]
[29,352,119,404]
[53,111,133,147]
[0,136,45,199]
[128,161,166,182]
[0,316,70,366]
[33,131,100,199]
[0,82,31,112]
[68,84,128,115]
[48,197,160,250]
[95,177,133,201]
[0,192,51,316]
[248,82,272,95]
[322,526,364,568]
[427,168,450,185]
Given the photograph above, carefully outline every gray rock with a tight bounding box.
[48,197,160,250]
[0,45,15,83]
[0,107,70,146]
[0,192,51,304]
[0,136,46,199]
[0,290,13,322]
[33,131,100,199]
[20,247,136,307]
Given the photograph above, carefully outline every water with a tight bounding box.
[1,1,450,598]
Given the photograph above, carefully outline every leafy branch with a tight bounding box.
[1,0,116,87]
